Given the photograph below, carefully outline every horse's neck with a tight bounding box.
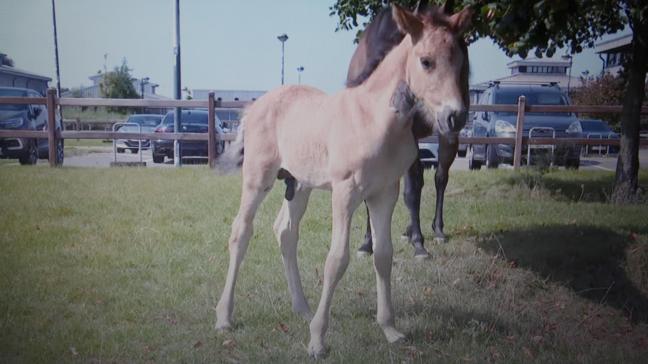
[359,36,410,101]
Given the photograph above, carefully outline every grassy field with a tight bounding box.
[1,166,647,363]
[62,107,127,122]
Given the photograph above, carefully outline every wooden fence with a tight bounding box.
[1,89,647,169]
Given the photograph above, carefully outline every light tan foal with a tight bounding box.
[215,4,472,358]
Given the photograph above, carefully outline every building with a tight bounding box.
[62,73,164,99]
[0,53,51,95]
[470,57,583,102]
[192,89,265,103]
[191,89,266,131]
[595,33,632,75]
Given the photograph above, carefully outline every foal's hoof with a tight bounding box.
[383,327,406,344]
[215,319,233,332]
[307,341,329,359]
[433,236,447,244]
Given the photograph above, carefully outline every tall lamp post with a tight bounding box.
[50,0,62,119]
[297,66,304,85]
[140,77,150,99]
[562,54,573,94]
[173,0,182,167]
[277,33,288,85]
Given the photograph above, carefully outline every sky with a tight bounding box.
[1,0,614,98]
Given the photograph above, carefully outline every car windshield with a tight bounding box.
[127,115,162,127]
[581,121,612,133]
[494,89,570,117]
[0,89,28,111]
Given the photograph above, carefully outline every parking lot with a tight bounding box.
[38,144,648,171]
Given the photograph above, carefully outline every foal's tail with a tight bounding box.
[215,116,245,175]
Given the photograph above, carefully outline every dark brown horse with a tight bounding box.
[347,2,470,259]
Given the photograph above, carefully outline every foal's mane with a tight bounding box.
[345,5,464,88]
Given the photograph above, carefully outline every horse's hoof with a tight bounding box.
[383,327,406,343]
[215,321,232,332]
[356,244,373,257]
[307,341,329,359]
[357,250,372,258]
[433,236,447,244]
[414,249,430,260]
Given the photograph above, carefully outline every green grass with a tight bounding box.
[1,167,648,363]
[62,107,127,122]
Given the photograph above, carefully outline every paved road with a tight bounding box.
[4,146,647,171]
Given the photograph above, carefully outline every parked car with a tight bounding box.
[567,119,619,155]
[151,109,225,164]
[417,135,439,169]
[115,114,163,153]
[468,83,581,170]
[457,122,472,157]
[0,87,63,165]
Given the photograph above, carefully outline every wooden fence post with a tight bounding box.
[46,88,58,167]
[513,95,526,170]
[208,92,216,168]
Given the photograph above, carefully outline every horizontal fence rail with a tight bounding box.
[0,89,647,168]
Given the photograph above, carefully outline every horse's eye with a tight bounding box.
[420,58,434,71]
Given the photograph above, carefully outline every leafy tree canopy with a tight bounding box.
[330,0,628,58]
[99,59,138,100]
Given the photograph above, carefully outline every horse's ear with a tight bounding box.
[449,6,473,34]
[392,4,423,42]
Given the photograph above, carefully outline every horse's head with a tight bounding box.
[393,4,472,136]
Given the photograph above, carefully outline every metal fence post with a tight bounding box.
[46,88,58,167]
[513,95,526,170]
[208,92,216,168]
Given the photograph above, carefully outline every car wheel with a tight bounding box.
[55,139,64,166]
[468,145,482,170]
[19,140,38,165]
[130,148,139,154]
[485,144,499,169]
[117,148,125,153]
[153,153,165,163]
[457,149,467,158]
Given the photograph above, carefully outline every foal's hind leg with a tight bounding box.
[308,181,361,358]
[273,186,313,321]
[367,182,405,343]
[216,174,274,330]
[432,135,458,243]
[356,204,374,257]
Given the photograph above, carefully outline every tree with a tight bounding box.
[571,73,626,128]
[331,0,647,203]
[99,58,138,112]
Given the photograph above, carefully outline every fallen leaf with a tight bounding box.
[223,339,236,349]
[276,322,289,333]
[523,346,534,359]
[193,341,203,349]
[452,278,461,286]
[424,287,434,296]
[69,346,78,356]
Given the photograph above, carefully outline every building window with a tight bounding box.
[519,66,527,73]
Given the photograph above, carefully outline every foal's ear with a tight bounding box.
[392,4,423,42]
[449,6,474,34]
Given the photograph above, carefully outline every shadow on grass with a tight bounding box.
[479,225,648,323]
[505,171,617,202]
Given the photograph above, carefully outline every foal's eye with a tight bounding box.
[420,58,434,71]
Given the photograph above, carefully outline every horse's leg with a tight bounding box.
[402,159,428,258]
[273,186,313,321]
[215,172,274,330]
[432,135,458,242]
[356,203,374,257]
[367,182,405,343]
[308,181,361,358]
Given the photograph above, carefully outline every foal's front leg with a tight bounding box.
[308,182,361,358]
[367,182,405,343]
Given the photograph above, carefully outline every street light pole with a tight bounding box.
[297,66,304,85]
[50,0,62,119]
[277,33,288,85]
[562,54,573,94]
[140,77,149,99]
[173,0,182,166]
